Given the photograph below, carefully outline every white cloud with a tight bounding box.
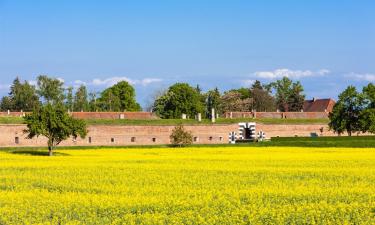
[139,78,163,86]
[242,79,256,86]
[253,68,330,79]
[346,73,375,82]
[28,80,37,86]
[82,76,162,87]
[0,84,10,90]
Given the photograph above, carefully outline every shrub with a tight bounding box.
[170,125,193,147]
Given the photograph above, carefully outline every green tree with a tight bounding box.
[270,77,292,112]
[329,86,363,136]
[251,80,276,112]
[359,83,375,133]
[1,77,40,111]
[24,104,87,156]
[228,87,251,99]
[169,125,193,147]
[205,87,222,118]
[220,91,252,112]
[287,81,305,112]
[153,83,204,119]
[269,77,305,112]
[73,85,89,112]
[65,86,74,112]
[37,75,65,105]
[0,96,13,111]
[98,81,141,111]
[88,92,99,112]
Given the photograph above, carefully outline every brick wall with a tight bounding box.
[0,123,345,147]
[224,112,329,119]
[70,112,158,120]
[0,111,158,120]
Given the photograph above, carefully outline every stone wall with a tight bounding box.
[0,123,342,147]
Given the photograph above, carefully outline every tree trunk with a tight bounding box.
[48,146,53,156]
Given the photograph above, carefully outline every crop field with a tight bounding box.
[0,147,374,224]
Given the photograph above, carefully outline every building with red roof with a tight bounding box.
[303,98,336,113]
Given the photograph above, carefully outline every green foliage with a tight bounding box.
[329,86,364,136]
[205,87,222,118]
[269,77,305,112]
[358,83,375,133]
[169,125,193,147]
[288,81,305,111]
[229,87,251,99]
[23,104,87,156]
[220,91,252,112]
[0,96,13,111]
[98,81,141,112]
[0,77,40,111]
[37,75,65,105]
[251,80,276,111]
[153,83,204,119]
[88,92,100,112]
[74,85,89,112]
[65,87,74,112]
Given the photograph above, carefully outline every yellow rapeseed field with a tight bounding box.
[0,147,374,224]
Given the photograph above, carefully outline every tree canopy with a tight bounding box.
[24,104,87,156]
[329,86,363,136]
[0,77,40,111]
[98,81,141,112]
[269,77,305,112]
[37,75,65,105]
[251,80,276,112]
[153,83,204,119]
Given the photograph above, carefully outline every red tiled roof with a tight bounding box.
[303,98,335,112]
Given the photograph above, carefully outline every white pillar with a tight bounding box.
[211,108,215,123]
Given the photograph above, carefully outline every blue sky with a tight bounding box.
[1,0,374,108]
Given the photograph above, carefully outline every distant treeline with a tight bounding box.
[0,76,307,118]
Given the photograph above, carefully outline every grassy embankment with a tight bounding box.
[1,136,375,152]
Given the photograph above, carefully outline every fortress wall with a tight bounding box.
[0,124,238,147]
[224,112,329,119]
[0,123,344,148]
[71,112,158,120]
[257,124,335,137]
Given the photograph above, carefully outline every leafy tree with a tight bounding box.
[359,83,375,133]
[65,86,74,112]
[287,81,305,111]
[98,81,141,111]
[251,80,276,111]
[88,92,99,112]
[37,75,65,105]
[362,83,375,108]
[205,87,222,118]
[1,77,40,111]
[359,108,375,133]
[152,83,204,119]
[269,77,305,112]
[0,96,13,111]
[329,86,363,136]
[73,85,89,112]
[24,104,87,156]
[269,77,292,112]
[220,91,252,112]
[169,125,193,147]
[229,87,251,99]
